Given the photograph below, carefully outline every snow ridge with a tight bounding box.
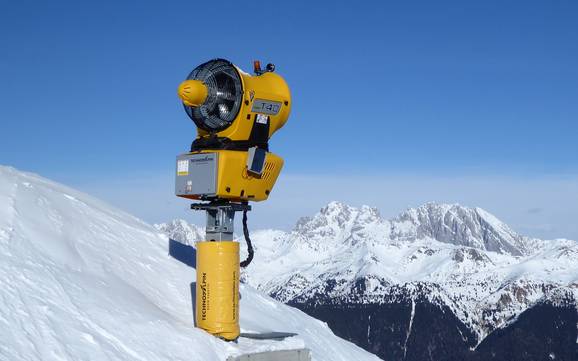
[0,166,380,361]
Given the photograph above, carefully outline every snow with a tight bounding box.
[0,165,380,361]
[403,299,415,359]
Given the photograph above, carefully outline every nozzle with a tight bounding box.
[178,80,208,107]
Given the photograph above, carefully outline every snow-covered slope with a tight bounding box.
[0,166,381,361]
[159,201,578,342]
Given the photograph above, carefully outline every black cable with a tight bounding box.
[240,209,254,268]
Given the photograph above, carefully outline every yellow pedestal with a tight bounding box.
[196,241,240,340]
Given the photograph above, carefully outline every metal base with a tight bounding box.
[226,349,311,361]
[191,201,251,241]
[239,332,298,340]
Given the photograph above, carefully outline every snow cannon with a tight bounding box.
[174,59,292,341]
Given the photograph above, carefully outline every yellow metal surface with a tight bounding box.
[196,241,240,340]
[178,79,208,107]
[216,150,283,202]
[196,68,291,142]
[177,149,284,202]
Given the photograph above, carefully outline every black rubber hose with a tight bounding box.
[240,209,254,268]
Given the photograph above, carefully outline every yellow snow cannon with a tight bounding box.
[174,59,292,341]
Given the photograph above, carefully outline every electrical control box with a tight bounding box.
[175,150,283,202]
[176,153,218,196]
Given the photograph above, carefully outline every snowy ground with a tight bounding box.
[0,165,380,361]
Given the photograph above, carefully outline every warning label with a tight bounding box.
[177,159,189,176]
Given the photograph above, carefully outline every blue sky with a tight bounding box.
[1,1,577,239]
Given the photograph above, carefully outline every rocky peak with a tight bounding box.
[292,202,384,250]
[394,203,528,256]
[154,219,203,246]
[296,202,380,230]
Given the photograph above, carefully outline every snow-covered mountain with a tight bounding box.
[393,202,530,255]
[0,166,381,361]
[247,202,577,332]
[159,201,578,360]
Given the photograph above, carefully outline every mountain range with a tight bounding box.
[158,201,578,361]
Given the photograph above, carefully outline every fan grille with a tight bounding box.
[184,59,243,132]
